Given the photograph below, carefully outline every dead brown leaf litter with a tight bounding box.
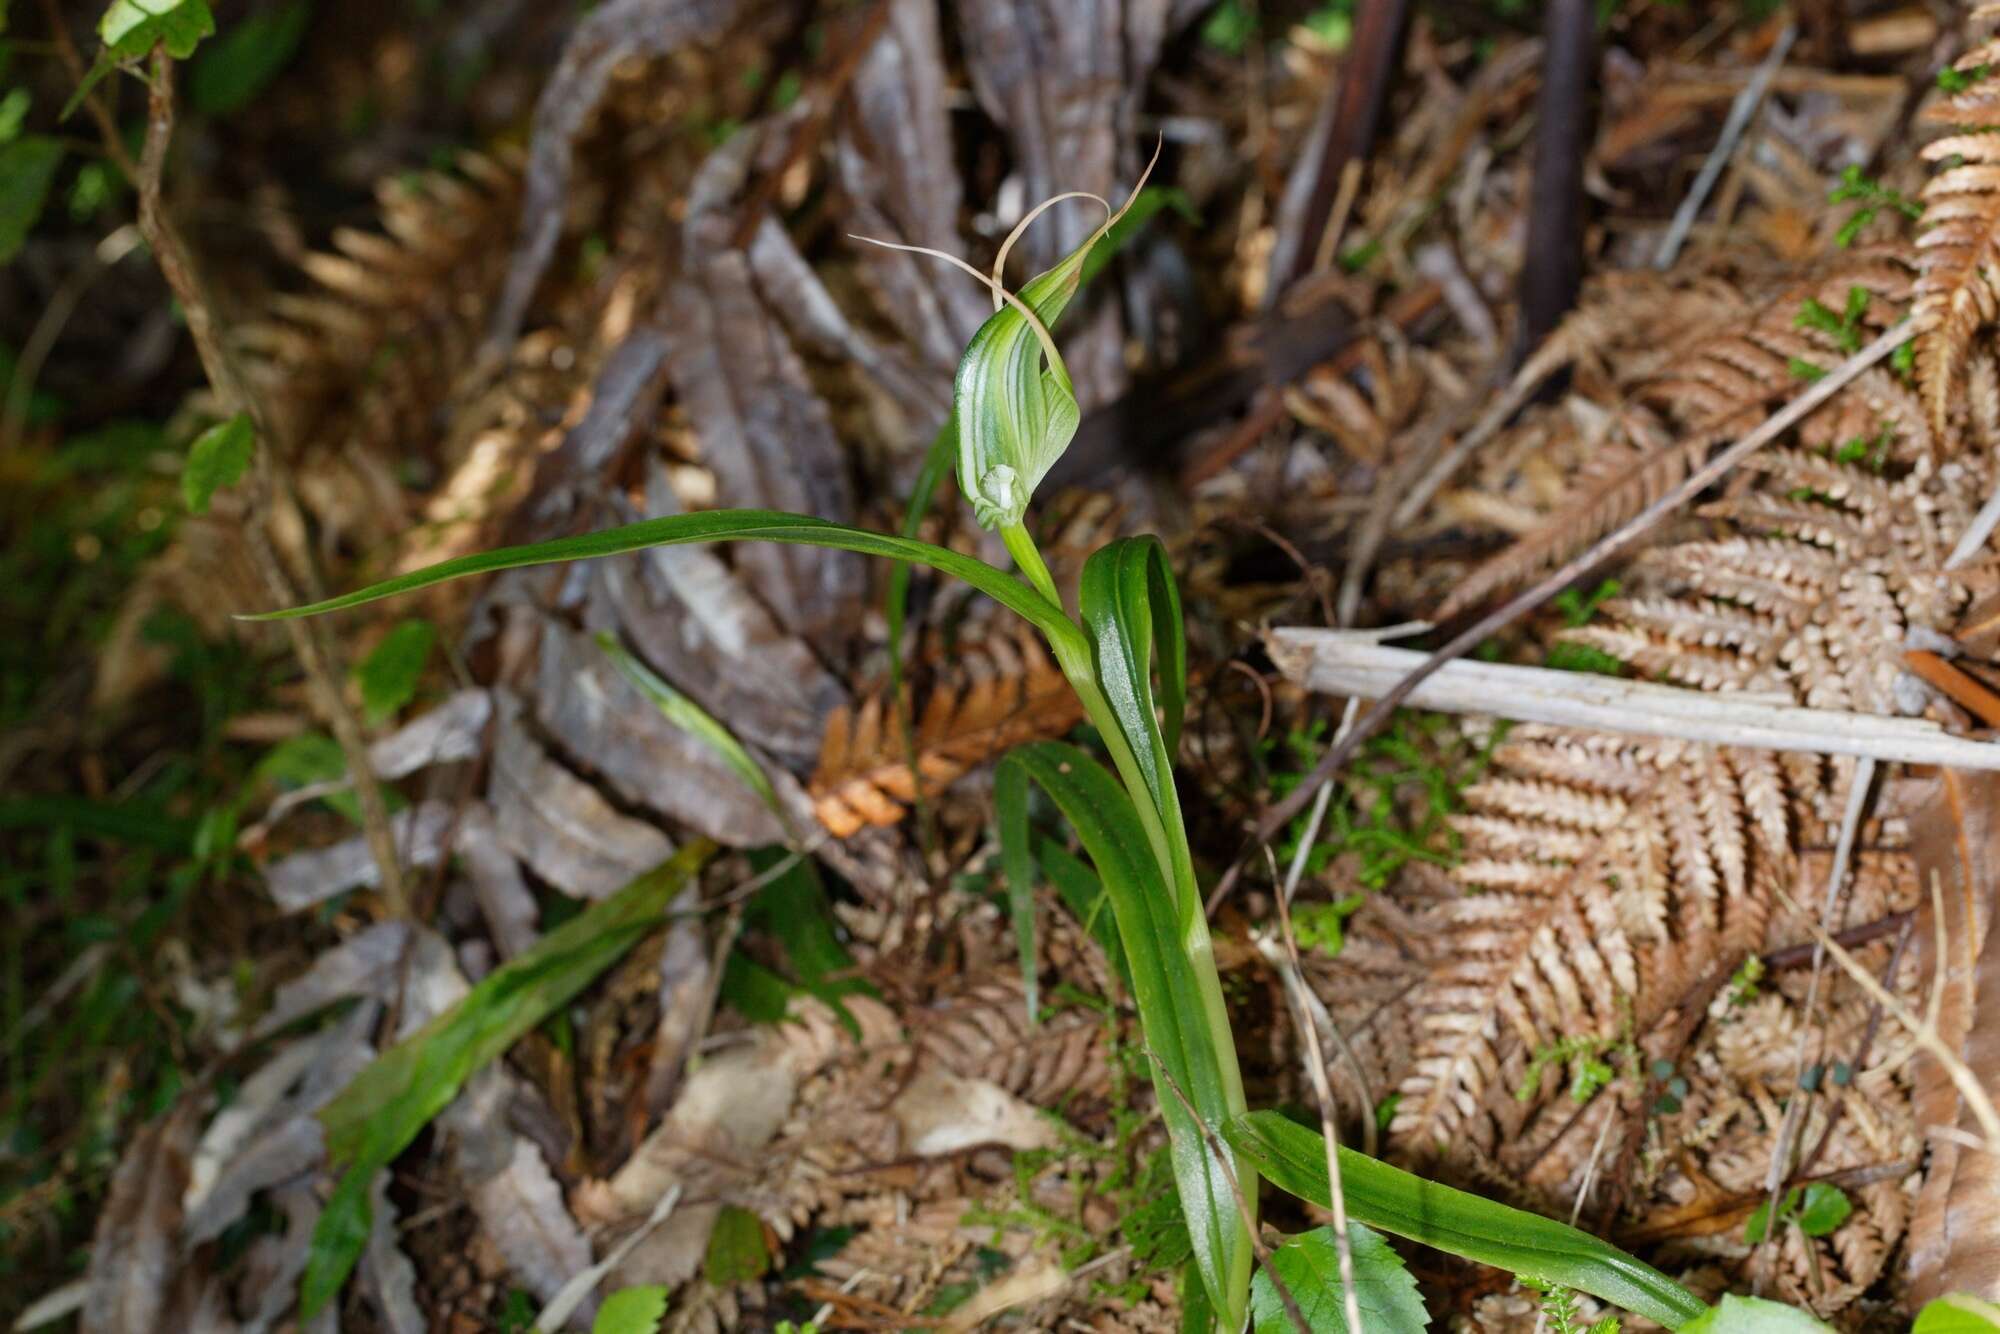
[8,0,2000,1329]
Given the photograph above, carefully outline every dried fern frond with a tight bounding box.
[1438,249,1918,618]
[240,150,523,462]
[809,633,1084,837]
[1914,3,2000,439]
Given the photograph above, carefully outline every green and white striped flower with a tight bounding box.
[857,145,1160,533]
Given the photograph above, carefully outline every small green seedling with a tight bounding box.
[1745,1182,1852,1245]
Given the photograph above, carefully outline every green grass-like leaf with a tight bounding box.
[1224,1110,1706,1329]
[597,631,777,815]
[1000,742,1253,1329]
[1681,1295,1834,1331]
[301,844,713,1316]
[238,508,1079,652]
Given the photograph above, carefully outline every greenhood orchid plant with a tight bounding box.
[253,156,1714,1333]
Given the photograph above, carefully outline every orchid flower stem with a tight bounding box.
[1002,522,1062,609]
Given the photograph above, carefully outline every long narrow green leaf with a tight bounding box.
[1224,1110,1707,1329]
[1033,833,1126,984]
[240,508,1083,656]
[596,632,778,817]
[1081,536,1187,771]
[999,743,1251,1330]
[302,844,714,1316]
[993,757,1040,1023]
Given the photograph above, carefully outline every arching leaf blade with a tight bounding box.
[1000,742,1253,1329]
[240,508,1080,652]
[1224,1110,1707,1329]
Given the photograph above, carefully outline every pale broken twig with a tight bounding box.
[1261,634,2000,770]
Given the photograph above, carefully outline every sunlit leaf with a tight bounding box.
[1224,1110,1706,1329]
[1251,1224,1428,1333]
[1915,1293,2000,1334]
[68,0,215,117]
[180,411,253,514]
[1795,1182,1852,1237]
[591,1286,670,1334]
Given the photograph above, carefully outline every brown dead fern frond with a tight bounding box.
[240,150,523,462]
[1914,4,2000,440]
[1439,249,1918,619]
[810,632,1084,837]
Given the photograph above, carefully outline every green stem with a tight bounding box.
[1011,523,1254,1317]
[1001,522,1062,608]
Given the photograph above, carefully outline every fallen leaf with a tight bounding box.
[1908,767,2000,1303]
[491,690,677,898]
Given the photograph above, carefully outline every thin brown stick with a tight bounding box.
[1213,320,1917,906]
[1776,882,2000,1151]
[126,46,409,916]
[1148,1053,1311,1334]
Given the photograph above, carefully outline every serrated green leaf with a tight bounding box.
[66,0,214,119]
[0,135,61,263]
[1224,1110,1706,1329]
[190,0,309,115]
[1250,1224,1428,1334]
[592,1286,670,1334]
[1915,1293,2000,1334]
[355,619,434,724]
[703,1205,770,1286]
[300,846,712,1317]
[1680,1295,1835,1332]
[180,411,253,514]
[1795,1182,1851,1237]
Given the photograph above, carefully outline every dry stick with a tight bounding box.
[1214,320,1916,906]
[1,224,143,455]
[1269,869,1365,1334]
[1147,1053,1311,1334]
[1795,915,1916,1182]
[1653,22,1797,270]
[1753,755,1875,1291]
[127,50,411,916]
[1776,882,2000,1151]
[1269,697,1380,1157]
[1267,0,1412,296]
[1512,0,1595,370]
